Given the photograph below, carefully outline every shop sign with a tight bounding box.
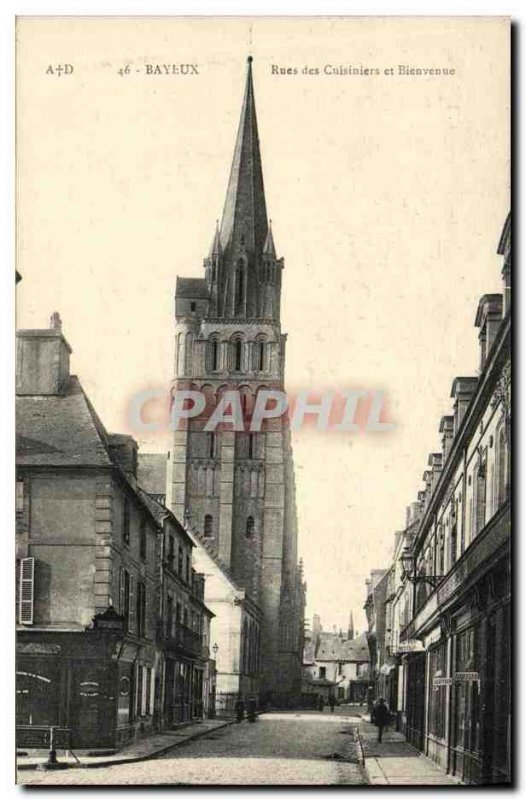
[433,677,453,686]
[18,642,61,655]
[454,671,479,682]
[397,640,424,653]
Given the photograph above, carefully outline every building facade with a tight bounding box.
[362,213,511,785]
[167,57,305,706]
[16,320,213,751]
[303,615,370,704]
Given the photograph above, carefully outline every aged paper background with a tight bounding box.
[16,16,510,631]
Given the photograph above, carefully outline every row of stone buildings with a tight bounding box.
[363,213,511,785]
[16,57,306,751]
[15,320,216,750]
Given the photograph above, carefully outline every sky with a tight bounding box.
[16,16,510,634]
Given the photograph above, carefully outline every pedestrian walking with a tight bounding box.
[328,695,336,713]
[373,697,390,743]
[318,695,324,712]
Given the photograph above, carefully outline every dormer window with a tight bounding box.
[190,302,196,312]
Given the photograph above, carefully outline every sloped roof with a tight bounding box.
[307,632,371,664]
[16,376,113,468]
[176,277,209,299]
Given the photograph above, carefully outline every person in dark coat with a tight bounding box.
[328,695,336,712]
[373,698,390,743]
[318,695,324,711]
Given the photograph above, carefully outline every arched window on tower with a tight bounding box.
[203,514,213,538]
[246,516,255,538]
[209,337,220,372]
[235,340,243,371]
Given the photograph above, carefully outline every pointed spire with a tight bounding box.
[263,219,276,257]
[219,56,268,254]
[209,219,222,258]
[348,611,355,640]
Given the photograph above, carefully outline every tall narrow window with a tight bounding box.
[121,568,131,632]
[136,581,146,637]
[211,338,219,371]
[246,516,255,538]
[139,518,147,561]
[178,546,183,575]
[475,457,487,535]
[167,534,175,567]
[235,261,244,310]
[235,340,243,371]
[450,522,458,568]
[209,432,216,458]
[257,341,265,371]
[204,514,213,538]
[122,497,130,545]
[497,428,508,507]
[166,594,173,637]
[16,480,24,514]
[248,433,254,459]
[19,557,35,625]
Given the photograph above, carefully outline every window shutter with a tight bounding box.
[19,557,35,625]
[119,567,124,614]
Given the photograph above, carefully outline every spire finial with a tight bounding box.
[247,55,253,64]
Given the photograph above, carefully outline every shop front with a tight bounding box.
[16,619,159,752]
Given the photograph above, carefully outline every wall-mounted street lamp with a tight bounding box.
[400,547,441,590]
[212,642,219,658]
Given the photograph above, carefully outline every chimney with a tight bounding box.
[108,433,139,487]
[450,377,478,435]
[498,212,511,315]
[439,415,455,461]
[16,313,72,395]
[408,501,422,526]
[312,614,322,636]
[428,452,443,493]
[475,294,503,370]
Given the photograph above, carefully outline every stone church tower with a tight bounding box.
[168,58,305,705]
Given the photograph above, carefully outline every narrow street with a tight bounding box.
[18,710,367,786]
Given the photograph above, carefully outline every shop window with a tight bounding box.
[122,497,130,545]
[428,641,447,740]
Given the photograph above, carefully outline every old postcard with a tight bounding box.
[15,16,510,786]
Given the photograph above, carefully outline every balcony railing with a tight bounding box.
[157,621,204,658]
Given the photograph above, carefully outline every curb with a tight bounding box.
[355,726,365,767]
[17,720,235,772]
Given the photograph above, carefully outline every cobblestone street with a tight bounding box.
[18,711,367,786]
